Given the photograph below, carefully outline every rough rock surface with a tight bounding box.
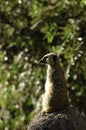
[27,107,86,130]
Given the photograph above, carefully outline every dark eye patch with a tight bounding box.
[52,55,57,61]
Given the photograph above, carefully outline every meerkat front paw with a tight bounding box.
[41,110,47,115]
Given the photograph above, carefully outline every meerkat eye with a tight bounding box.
[52,55,57,61]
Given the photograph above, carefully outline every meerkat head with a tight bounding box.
[39,53,60,67]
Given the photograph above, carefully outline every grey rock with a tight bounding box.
[27,107,86,130]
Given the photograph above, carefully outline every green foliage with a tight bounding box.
[0,0,86,129]
[41,22,57,43]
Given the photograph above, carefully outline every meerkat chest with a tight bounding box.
[45,79,53,94]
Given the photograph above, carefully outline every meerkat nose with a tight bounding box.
[39,57,46,64]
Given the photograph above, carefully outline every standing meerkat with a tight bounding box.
[40,53,69,113]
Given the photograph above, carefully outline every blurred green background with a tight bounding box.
[0,0,86,129]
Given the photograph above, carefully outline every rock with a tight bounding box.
[27,107,86,130]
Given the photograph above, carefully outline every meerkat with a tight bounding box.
[39,53,69,113]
